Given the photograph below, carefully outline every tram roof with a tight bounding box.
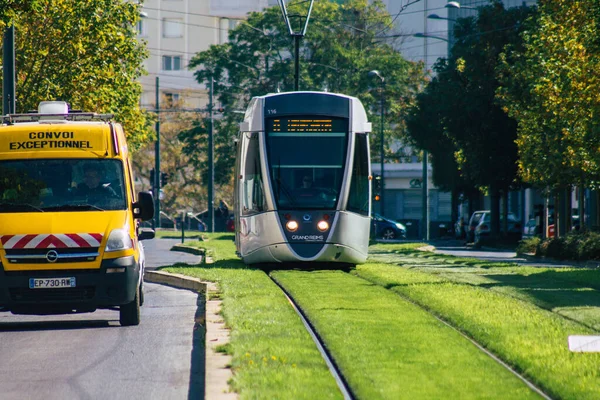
[241,91,371,133]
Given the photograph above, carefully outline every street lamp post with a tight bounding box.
[368,70,385,216]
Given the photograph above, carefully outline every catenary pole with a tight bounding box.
[208,77,215,232]
[154,77,161,228]
[2,24,16,114]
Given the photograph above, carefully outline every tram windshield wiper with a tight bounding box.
[0,202,45,212]
[276,178,298,208]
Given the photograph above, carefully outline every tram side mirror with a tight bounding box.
[133,191,154,221]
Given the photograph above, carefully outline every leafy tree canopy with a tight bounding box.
[497,0,600,190]
[408,1,533,196]
[0,0,40,24]
[1,0,153,149]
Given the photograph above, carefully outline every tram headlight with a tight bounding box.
[317,220,329,232]
[286,220,299,232]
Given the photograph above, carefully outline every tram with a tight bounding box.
[234,91,372,266]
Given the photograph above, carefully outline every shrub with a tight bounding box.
[535,231,600,261]
[577,231,600,260]
[516,237,540,254]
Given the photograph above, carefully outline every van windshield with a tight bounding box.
[0,159,127,213]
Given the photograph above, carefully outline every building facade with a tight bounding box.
[137,0,269,110]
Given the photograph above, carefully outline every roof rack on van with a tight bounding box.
[1,101,113,125]
[1,112,114,125]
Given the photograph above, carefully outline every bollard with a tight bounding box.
[181,211,185,243]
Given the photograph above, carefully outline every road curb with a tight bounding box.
[516,252,600,269]
[171,244,206,256]
[144,270,236,399]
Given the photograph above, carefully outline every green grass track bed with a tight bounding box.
[164,234,342,399]
[272,270,540,400]
[355,253,600,400]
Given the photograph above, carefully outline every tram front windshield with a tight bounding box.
[266,117,348,210]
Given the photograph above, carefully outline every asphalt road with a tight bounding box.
[143,238,203,270]
[0,282,204,400]
[431,239,583,267]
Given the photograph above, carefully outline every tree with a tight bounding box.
[0,0,39,23]
[497,0,600,234]
[407,1,534,239]
[131,101,232,220]
[406,68,479,226]
[1,0,152,149]
[182,0,427,187]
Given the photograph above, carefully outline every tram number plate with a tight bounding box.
[29,277,76,289]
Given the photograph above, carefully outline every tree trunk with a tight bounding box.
[502,191,509,235]
[490,183,501,239]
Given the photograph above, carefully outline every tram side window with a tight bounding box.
[242,133,267,215]
[347,134,370,216]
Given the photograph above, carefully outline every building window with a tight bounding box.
[136,19,145,36]
[163,18,183,38]
[164,92,180,108]
[162,55,182,71]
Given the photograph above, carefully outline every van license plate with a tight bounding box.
[29,278,76,289]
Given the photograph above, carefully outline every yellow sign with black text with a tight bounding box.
[0,126,107,154]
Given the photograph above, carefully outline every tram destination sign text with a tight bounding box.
[266,117,347,133]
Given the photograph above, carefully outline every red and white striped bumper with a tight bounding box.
[0,234,103,249]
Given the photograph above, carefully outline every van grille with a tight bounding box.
[4,248,100,264]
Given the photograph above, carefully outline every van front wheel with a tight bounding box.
[120,288,140,326]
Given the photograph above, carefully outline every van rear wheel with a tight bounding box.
[120,288,140,326]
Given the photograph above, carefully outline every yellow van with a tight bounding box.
[0,101,154,326]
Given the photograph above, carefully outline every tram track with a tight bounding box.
[269,271,356,400]
[270,266,553,400]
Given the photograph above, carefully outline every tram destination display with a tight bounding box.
[266,117,347,134]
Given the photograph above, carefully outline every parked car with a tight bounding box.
[474,211,522,244]
[371,214,407,240]
[467,211,486,243]
[522,218,540,239]
[454,217,467,239]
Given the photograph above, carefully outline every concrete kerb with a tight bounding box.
[171,244,206,256]
[144,270,236,399]
[171,244,215,264]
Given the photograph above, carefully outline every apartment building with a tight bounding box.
[137,0,269,110]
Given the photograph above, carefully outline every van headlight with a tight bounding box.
[105,229,133,252]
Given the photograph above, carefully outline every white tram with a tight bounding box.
[234,91,372,266]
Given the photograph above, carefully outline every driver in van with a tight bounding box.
[74,164,117,197]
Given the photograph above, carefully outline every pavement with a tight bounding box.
[142,238,236,400]
[427,238,600,268]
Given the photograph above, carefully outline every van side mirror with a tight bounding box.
[138,228,155,241]
[133,191,154,221]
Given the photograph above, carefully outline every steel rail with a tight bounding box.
[269,273,355,400]
[389,287,554,400]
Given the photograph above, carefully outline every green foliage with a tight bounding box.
[410,2,532,193]
[0,0,40,23]
[1,0,152,150]
[536,231,600,261]
[515,236,541,254]
[497,0,600,190]
[184,0,427,182]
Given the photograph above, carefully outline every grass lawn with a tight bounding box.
[272,270,539,400]
[162,234,342,399]
[363,243,600,399]
[163,236,600,399]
